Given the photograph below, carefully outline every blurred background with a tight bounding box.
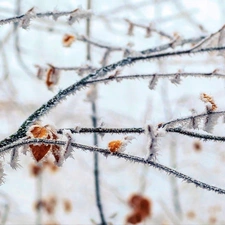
[1,0,225,224]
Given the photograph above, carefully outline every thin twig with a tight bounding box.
[125,19,174,40]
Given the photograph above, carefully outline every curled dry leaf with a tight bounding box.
[62,34,76,47]
[200,93,217,112]
[46,65,60,90]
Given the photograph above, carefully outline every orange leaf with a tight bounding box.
[30,126,49,138]
[28,125,52,162]
[108,140,123,153]
[30,144,51,162]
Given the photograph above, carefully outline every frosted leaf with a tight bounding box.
[68,8,92,25]
[108,136,134,153]
[21,146,28,155]
[75,125,81,133]
[148,75,158,90]
[145,123,165,161]
[19,7,35,29]
[108,140,124,153]
[9,148,21,170]
[187,116,202,130]
[203,113,220,133]
[124,136,136,142]
[0,162,5,185]
[63,130,74,159]
[170,74,182,85]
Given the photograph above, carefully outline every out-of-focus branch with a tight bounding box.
[0,8,92,26]
[125,19,174,40]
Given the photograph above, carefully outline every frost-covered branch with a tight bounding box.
[0,138,225,195]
